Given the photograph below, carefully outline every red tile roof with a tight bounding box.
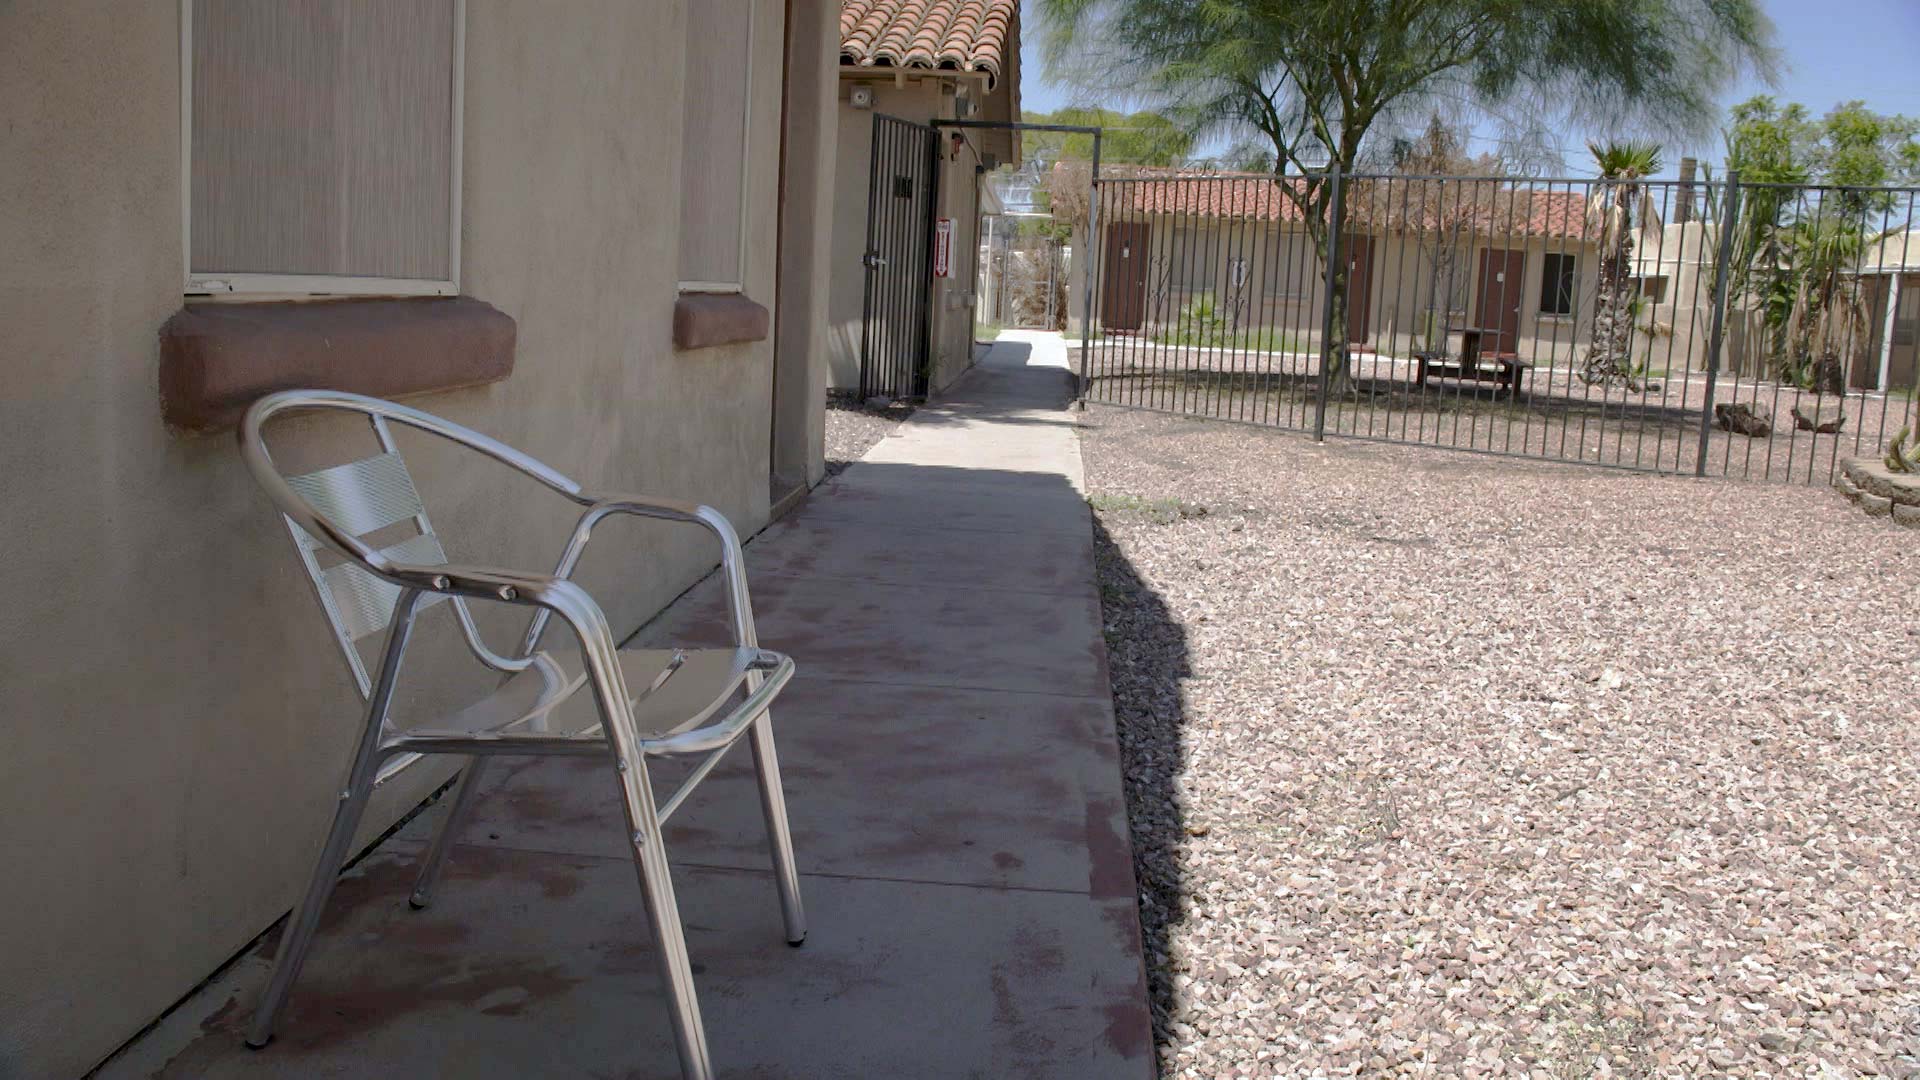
[1091,167,1596,241]
[839,1,1017,89]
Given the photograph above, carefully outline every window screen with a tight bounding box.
[189,0,459,289]
[678,1,752,289]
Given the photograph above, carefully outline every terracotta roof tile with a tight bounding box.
[1087,166,1596,241]
[839,0,1017,89]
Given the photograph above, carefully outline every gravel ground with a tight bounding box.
[824,391,915,476]
[1080,403,1920,1078]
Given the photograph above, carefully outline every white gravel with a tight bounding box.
[1080,403,1920,1079]
[824,392,915,477]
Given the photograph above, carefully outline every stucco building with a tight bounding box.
[827,0,1021,394]
[0,2,845,1073]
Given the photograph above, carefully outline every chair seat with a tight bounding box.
[394,644,782,756]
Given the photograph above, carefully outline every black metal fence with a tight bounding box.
[1081,170,1920,484]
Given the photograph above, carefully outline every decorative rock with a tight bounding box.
[1791,402,1846,434]
[1715,402,1772,438]
[1081,405,1920,1077]
[865,395,894,410]
[1859,492,1893,516]
[1834,473,1861,499]
[1893,503,1920,527]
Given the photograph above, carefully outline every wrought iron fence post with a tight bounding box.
[1077,132,1103,410]
[1315,166,1344,442]
[1696,170,1741,477]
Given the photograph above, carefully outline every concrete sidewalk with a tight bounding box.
[103,338,1152,1079]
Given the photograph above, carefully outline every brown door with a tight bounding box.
[1101,222,1150,331]
[1343,234,1374,344]
[1474,248,1525,357]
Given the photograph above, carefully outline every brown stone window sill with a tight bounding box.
[674,292,769,350]
[159,296,516,432]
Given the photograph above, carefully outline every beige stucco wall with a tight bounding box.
[1086,215,1664,370]
[826,75,1005,395]
[0,2,796,1074]
[773,0,841,495]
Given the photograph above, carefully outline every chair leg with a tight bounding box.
[613,753,715,1080]
[246,771,379,1048]
[747,711,807,945]
[409,756,490,910]
[248,594,419,1050]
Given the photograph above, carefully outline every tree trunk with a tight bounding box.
[1583,185,1641,388]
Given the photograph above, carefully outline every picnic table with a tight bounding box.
[1412,326,1531,398]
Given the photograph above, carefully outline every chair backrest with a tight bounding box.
[241,390,585,696]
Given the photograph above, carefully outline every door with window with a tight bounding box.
[1475,248,1527,357]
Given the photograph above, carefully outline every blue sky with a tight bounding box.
[1018,0,1920,175]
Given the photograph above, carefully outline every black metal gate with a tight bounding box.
[1080,169,1920,486]
[859,114,939,400]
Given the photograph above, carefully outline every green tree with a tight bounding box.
[1036,0,1776,382]
[1582,141,1662,388]
[1721,97,1920,384]
[1379,115,1508,351]
[1021,107,1195,167]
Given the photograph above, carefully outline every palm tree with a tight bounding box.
[1785,214,1877,393]
[1581,141,1662,388]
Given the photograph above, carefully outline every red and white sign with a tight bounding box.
[933,217,953,278]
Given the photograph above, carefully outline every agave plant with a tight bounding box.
[1888,426,1920,473]
[1581,141,1662,389]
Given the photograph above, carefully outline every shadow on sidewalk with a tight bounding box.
[1088,513,1193,1071]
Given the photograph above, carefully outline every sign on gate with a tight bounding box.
[933,218,953,278]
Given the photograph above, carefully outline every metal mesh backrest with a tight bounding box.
[280,419,452,696]
[245,390,592,698]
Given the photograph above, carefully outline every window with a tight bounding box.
[1539,252,1576,316]
[183,0,464,296]
[1168,228,1214,292]
[1633,275,1669,305]
[678,1,753,291]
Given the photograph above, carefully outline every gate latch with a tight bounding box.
[862,252,888,269]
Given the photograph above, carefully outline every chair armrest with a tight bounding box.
[388,562,622,669]
[642,650,794,756]
[547,493,760,651]
[387,560,646,744]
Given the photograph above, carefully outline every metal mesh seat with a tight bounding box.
[238,389,804,1080]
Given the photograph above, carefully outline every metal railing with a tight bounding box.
[1081,169,1920,484]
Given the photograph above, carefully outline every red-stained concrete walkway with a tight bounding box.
[103,340,1153,1079]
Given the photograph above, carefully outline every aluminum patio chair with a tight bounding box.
[238,389,805,1080]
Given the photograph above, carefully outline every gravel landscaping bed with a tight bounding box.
[1080,403,1920,1078]
[824,391,914,476]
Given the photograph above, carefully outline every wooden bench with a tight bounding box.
[1413,351,1532,399]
